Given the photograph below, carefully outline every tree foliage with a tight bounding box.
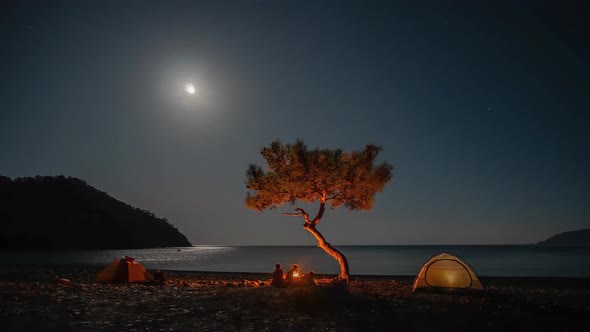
[245,140,393,283]
[246,139,393,212]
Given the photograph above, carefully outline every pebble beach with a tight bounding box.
[1,265,589,331]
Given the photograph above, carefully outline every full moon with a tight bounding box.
[185,83,196,95]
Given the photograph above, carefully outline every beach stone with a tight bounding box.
[57,278,72,286]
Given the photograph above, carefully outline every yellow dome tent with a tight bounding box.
[96,257,153,283]
[412,252,483,292]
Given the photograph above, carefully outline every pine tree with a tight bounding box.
[245,139,393,283]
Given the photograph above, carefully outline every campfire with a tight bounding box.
[292,271,300,278]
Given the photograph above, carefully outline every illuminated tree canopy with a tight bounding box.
[245,139,393,283]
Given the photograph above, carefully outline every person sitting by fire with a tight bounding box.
[271,263,285,287]
[285,264,301,286]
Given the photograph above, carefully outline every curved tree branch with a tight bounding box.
[283,208,311,224]
[313,203,325,225]
[304,223,349,282]
[311,192,328,225]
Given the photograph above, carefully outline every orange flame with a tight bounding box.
[293,272,299,278]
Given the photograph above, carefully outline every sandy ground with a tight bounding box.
[1,265,589,331]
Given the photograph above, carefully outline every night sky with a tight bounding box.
[1,0,588,245]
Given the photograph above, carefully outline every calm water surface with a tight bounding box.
[1,245,589,277]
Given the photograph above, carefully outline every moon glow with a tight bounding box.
[185,83,196,95]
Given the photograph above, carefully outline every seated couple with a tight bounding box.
[271,263,315,287]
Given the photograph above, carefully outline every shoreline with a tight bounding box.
[3,263,590,282]
[1,265,590,331]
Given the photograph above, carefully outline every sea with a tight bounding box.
[1,245,589,278]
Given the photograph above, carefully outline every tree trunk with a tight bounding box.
[303,223,349,283]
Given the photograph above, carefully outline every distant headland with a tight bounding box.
[538,229,590,246]
[0,175,191,250]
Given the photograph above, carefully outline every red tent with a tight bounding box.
[96,257,153,283]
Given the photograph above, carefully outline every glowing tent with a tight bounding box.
[96,257,153,283]
[412,253,483,292]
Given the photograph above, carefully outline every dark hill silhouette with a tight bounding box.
[538,229,590,245]
[0,175,191,249]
